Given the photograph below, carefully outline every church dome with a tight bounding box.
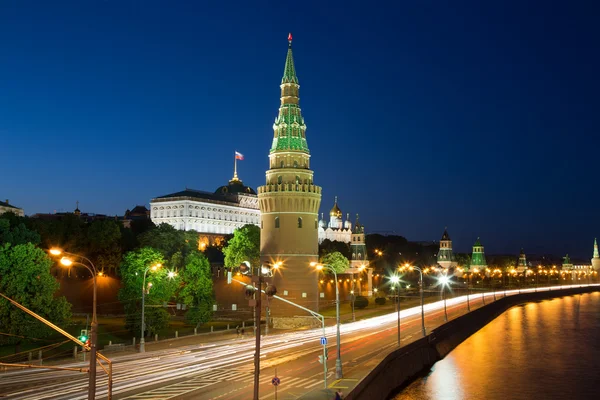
[215,179,257,195]
[330,197,342,218]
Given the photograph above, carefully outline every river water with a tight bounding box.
[394,292,600,400]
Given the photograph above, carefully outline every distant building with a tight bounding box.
[0,199,24,217]
[470,237,487,270]
[150,175,260,237]
[437,228,457,269]
[31,202,111,223]
[121,205,150,228]
[591,238,600,271]
[516,248,528,272]
[318,197,352,244]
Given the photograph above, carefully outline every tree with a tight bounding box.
[179,251,214,328]
[87,220,122,274]
[222,224,260,269]
[138,224,197,260]
[118,247,178,335]
[0,243,72,350]
[0,218,41,246]
[320,251,350,274]
[319,239,351,259]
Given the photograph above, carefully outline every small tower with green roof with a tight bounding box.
[516,248,527,272]
[592,238,600,271]
[470,238,487,270]
[437,228,457,269]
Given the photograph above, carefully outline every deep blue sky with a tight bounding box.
[1,1,598,257]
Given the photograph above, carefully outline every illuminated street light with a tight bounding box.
[438,275,450,322]
[49,249,99,400]
[312,262,343,379]
[140,263,163,353]
[389,275,401,346]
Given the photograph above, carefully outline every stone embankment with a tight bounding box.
[346,286,599,400]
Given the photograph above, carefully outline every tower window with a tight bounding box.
[280,161,284,168]
[298,217,302,228]
[275,217,280,228]
[295,176,300,184]
[277,176,282,184]
[294,160,298,168]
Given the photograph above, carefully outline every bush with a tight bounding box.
[375,297,386,305]
[354,296,369,309]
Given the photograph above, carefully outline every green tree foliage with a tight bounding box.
[0,243,72,348]
[319,239,351,259]
[87,220,122,274]
[455,253,471,268]
[138,224,198,260]
[118,247,178,335]
[179,251,214,328]
[320,251,349,274]
[0,218,41,245]
[222,224,260,269]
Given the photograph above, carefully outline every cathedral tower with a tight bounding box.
[592,238,600,271]
[258,34,322,322]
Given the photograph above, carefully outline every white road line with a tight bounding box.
[304,379,325,389]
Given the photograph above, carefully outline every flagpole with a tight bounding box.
[233,151,238,180]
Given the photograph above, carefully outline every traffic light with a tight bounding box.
[78,329,88,343]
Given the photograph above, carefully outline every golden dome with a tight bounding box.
[330,196,342,218]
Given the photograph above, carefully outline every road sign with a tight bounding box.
[272,377,280,386]
[320,337,327,345]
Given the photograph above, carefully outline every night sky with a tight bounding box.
[1,1,599,257]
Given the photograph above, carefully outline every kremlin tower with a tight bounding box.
[592,238,600,271]
[258,34,322,326]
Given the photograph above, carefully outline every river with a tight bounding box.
[394,292,600,400]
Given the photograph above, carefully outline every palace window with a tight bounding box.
[275,217,280,228]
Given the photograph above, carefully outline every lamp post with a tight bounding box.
[140,263,165,353]
[401,264,427,337]
[439,275,450,322]
[389,275,401,346]
[312,262,343,379]
[49,249,99,400]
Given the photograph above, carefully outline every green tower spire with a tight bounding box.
[270,33,309,154]
[470,237,487,268]
[282,33,298,84]
[594,238,599,259]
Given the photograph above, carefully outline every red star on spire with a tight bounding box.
[288,32,292,42]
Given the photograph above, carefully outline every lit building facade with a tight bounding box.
[150,178,260,235]
[318,197,352,244]
[470,238,487,269]
[258,34,322,325]
[0,199,24,217]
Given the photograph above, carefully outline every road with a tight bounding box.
[0,284,595,400]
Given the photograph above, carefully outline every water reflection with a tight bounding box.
[395,293,600,400]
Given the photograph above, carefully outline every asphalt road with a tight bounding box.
[1,284,594,400]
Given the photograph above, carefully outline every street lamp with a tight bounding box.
[49,248,99,400]
[140,263,163,353]
[389,275,401,346]
[438,275,450,322]
[311,262,343,379]
[400,264,427,337]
